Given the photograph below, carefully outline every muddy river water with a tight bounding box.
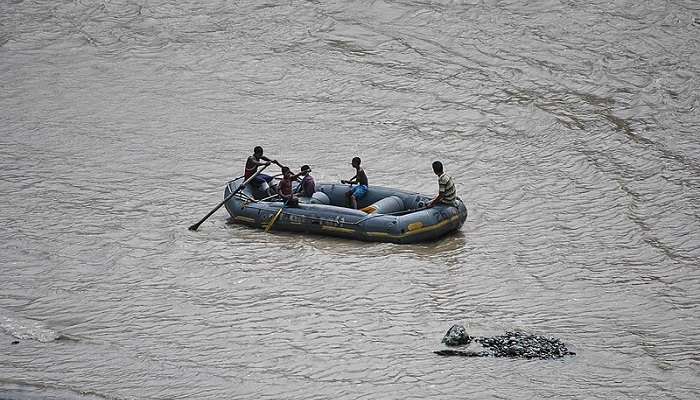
[1,1,698,399]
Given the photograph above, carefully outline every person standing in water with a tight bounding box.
[428,161,457,208]
[341,156,368,209]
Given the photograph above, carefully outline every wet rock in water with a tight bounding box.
[441,324,473,347]
[476,331,576,359]
[436,327,575,359]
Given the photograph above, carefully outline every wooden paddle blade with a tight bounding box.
[265,207,284,233]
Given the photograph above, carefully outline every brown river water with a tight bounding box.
[1,1,698,399]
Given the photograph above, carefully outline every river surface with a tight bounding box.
[1,1,699,399]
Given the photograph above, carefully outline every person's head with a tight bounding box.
[351,157,361,168]
[253,146,264,157]
[281,166,292,178]
[432,161,444,176]
[300,165,311,175]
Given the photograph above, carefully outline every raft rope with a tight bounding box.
[226,178,445,228]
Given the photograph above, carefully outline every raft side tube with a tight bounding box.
[361,195,405,214]
[224,178,467,243]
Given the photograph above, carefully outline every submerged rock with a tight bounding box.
[441,324,473,347]
[436,325,575,359]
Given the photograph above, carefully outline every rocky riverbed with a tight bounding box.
[435,325,575,359]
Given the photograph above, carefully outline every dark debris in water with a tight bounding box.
[436,324,575,359]
[434,349,488,357]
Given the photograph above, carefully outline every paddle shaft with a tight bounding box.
[188,163,271,231]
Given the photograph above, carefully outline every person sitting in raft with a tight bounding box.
[295,164,315,198]
[278,166,300,207]
[341,156,368,209]
[244,146,281,196]
[428,161,457,208]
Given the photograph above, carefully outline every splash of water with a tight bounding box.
[0,312,61,343]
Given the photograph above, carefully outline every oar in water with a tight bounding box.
[189,163,272,231]
[264,199,288,233]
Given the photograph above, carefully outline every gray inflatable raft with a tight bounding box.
[223,176,467,244]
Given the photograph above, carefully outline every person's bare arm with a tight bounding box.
[250,157,269,167]
[341,174,358,184]
[428,192,444,207]
[259,156,282,166]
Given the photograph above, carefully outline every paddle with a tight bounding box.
[264,199,288,233]
[242,192,279,207]
[188,163,272,231]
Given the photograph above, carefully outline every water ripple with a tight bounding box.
[1,0,699,399]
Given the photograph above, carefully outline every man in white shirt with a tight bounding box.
[428,161,457,208]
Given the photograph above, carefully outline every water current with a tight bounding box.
[1,1,699,399]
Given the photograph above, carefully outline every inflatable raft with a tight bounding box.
[223,176,467,244]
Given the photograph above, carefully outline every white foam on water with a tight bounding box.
[0,311,61,343]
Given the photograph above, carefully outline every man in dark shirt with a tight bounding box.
[244,145,280,182]
[341,156,369,209]
[296,164,316,198]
